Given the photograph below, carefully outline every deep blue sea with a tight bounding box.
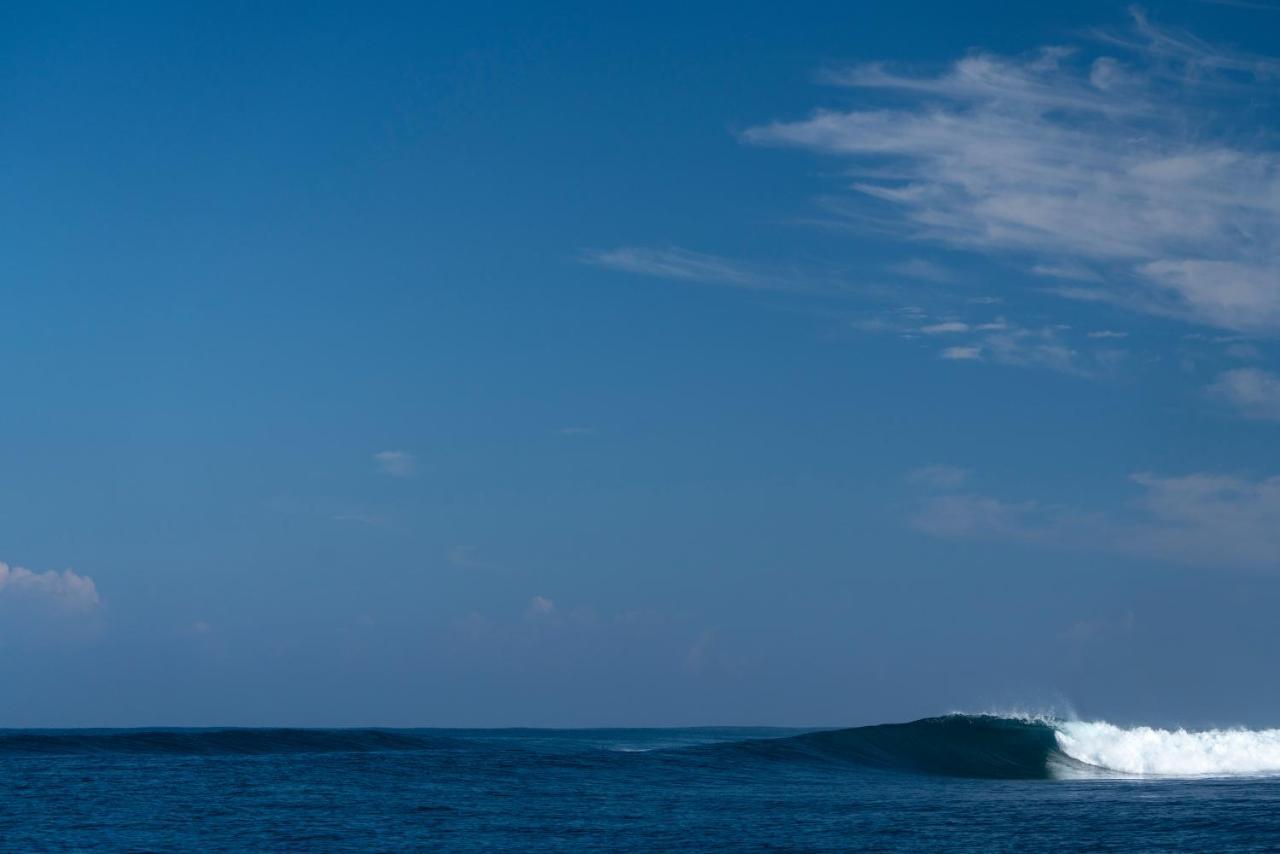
[4,715,1280,851]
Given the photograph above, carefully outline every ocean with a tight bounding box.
[4,714,1280,851]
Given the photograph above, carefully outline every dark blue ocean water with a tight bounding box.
[3,716,1280,851]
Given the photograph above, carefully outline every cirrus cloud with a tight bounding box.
[743,10,1280,333]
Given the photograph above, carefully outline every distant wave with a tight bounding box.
[720,715,1280,779]
[0,729,449,756]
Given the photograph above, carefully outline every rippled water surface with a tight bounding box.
[3,722,1280,851]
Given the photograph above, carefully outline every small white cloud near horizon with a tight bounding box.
[0,562,100,611]
[373,450,416,478]
[941,346,982,360]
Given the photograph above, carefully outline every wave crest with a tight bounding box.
[721,714,1280,779]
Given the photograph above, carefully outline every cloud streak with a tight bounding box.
[583,246,869,297]
[584,247,768,288]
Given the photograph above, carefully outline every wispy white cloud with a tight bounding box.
[1208,367,1280,420]
[846,297,1120,375]
[373,450,416,478]
[906,465,970,489]
[1125,472,1280,567]
[1101,7,1280,73]
[978,326,1084,374]
[920,319,1102,374]
[887,258,956,283]
[1032,264,1103,283]
[527,595,555,618]
[912,471,1280,570]
[583,245,870,297]
[0,562,100,611]
[744,11,1280,333]
[913,492,1055,541]
[589,243,1127,378]
[1224,342,1263,361]
[448,545,502,571]
[584,247,767,288]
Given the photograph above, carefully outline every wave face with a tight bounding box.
[742,715,1073,779]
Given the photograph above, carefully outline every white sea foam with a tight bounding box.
[1054,721,1280,777]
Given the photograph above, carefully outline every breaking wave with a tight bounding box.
[725,714,1280,779]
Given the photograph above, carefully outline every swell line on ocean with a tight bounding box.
[4,715,1280,780]
[708,714,1280,780]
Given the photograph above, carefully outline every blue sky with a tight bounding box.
[4,0,1280,727]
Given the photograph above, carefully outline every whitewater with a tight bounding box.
[1053,719,1280,778]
